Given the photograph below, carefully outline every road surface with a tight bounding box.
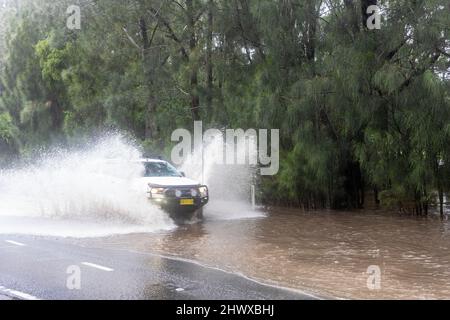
[0,235,316,300]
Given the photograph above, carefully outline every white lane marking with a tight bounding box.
[5,240,26,247]
[81,262,114,272]
[0,286,40,300]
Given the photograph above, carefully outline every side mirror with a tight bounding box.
[180,171,186,177]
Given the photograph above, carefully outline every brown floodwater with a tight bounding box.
[80,207,450,299]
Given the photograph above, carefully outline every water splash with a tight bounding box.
[0,134,174,237]
[180,132,266,220]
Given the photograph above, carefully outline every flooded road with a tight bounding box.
[78,208,450,300]
[1,137,450,299]
[0,234,310,300]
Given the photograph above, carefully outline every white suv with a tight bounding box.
[135,159,208,219]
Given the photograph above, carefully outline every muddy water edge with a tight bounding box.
[76,208,450,299]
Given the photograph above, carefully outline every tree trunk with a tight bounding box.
[374,186,380,205]
[344,0,359,33]
[187,0,200,121]
[359,177,365,208]
[145,96,158,140]
[140,17,149,53]
[49,97,63,131]
[140,17,158,140]
[206,0,214,114]
[439,185,444,217]
[423,183,428,216]
[305,0,317,62]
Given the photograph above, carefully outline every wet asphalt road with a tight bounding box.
[0,235,315,300]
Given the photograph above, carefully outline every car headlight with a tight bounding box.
[149,187,165,198]
[198,186,208,198]
[190,189,198,197]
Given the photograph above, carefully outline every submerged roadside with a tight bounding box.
[74,207,450,300]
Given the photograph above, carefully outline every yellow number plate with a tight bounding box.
[180,199,194,206]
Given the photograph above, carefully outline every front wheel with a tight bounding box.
[194,207,204,220]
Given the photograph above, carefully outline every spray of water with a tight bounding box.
[180,132,265,220]
[0,134,174,237]
[0,131,264,237]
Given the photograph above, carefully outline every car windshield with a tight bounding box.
[143,162,182,177]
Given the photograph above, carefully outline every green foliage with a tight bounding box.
[0,111,20,163]
[0,112,16,142]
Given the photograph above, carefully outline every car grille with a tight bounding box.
[164,188,196,198]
